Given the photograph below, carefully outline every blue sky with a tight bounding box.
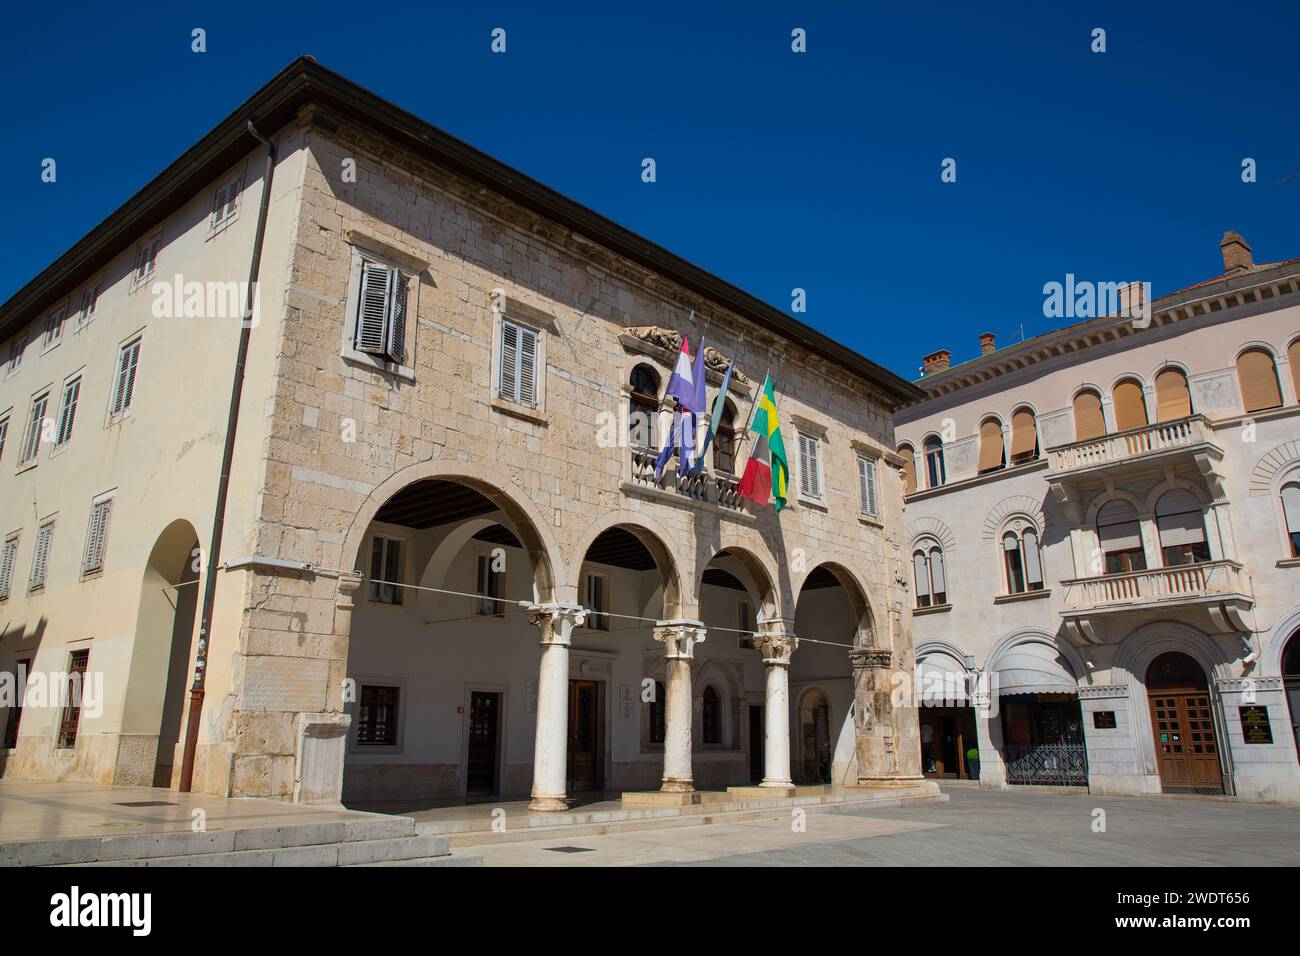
[2,1,1297,380]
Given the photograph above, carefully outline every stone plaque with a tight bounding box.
[1239,705,1273,744]
[1092,710,1117,729]
[242,657,329,712]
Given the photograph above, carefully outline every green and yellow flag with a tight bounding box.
[737,374,788,510]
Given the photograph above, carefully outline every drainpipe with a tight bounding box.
[178,120,277,792]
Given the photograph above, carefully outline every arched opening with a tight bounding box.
[1155,367,1192,421]
[1002,525,1044,594]
[897,443,917,495]
[1113,377,1149,431]
[1289,338,1300,403]
[122,519,201,787]
[1155,489,1210,566]
[1237,348,1283,413]
[713,399,738,474]
[1282,478,1300,558]
[912,542,946,608]
[797,687,832,784]
[977,417,1005,474]
[1283,633,1300,762]
[1009,407,1039,464]
[992,637,1087,786]
[1145,651,1224,794]
[341,477,556,809]
[915,647,977,780]
[1073,389,1105,440]
[628,363,660,450]
[1097,499,1146,574]
[923,436,945,488]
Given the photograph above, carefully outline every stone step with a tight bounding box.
[2,814,416,867]
[348,853,483,867]
[63,834,451,867]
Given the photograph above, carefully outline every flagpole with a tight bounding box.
[736,366,769,450]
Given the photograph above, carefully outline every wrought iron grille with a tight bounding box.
[1003,744,1088,786]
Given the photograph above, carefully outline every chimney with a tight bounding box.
[979,332,996,355]
[922,349,951,376]
[1220,231,1253,275]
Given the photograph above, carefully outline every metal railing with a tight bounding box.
[1046,415,1211,474]
[1062,560,1246,611]
[1003,744,1088,786]
[629,447,746,512]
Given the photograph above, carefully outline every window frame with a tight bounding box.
[208,171,244,234]
[56,647,90,750]
[41,304,67,353]
[19,389,50,467]
[131,233,163,292]
[582,570,609,631]
[923,436,946,488]
[367,533,405,606]
[82,491,115,577]
[912,541,948,609]
[107,335,143,423]
[0,414,8,464]
[354,682,403,748]
[0,533,19,601]
[53,372,83,451]
[1002,525,1045,595]
[472,546,507,618]
[5,335,23,378]
[29,519,55,592]
[75,281,102,332]
[341,245,419,379]
[797,431,823,500]
[857,453,879,517]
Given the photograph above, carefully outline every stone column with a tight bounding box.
[756,632,797,788]
[526,602,586,812]
[654,619,706,792]
[972,690,1008,789]
[852,641,927,786]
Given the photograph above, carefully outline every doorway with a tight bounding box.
[466,691,501,797]
[919,705,977,778]
[1146,652,1224,794]
[797,689,832,784]
[566,679,604,792]
[748,705,764,783]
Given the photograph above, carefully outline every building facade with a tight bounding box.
[0,59,929,809]
[896,233,1300,804]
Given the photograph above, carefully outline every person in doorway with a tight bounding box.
[921,720,937,773]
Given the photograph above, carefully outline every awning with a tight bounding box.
[916,651,969,702]
[994,641,1078,696]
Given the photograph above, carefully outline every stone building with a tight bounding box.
[0,58,928,809]
[896,232,1300,804]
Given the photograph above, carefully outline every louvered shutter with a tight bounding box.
[356,262,391,356]
[84,501,111,573]
[517,325,537,406]
[0,418,8,461]
[858,456,878,516]
[56,379,80,446]
[113,340,141,415]
[1282,483,1300,536]
[385,272,409,364]
[499,320,520,401]
[1097,500,1142,552]
[1155,489,1207,548]
[212,184,229,226]
[0,538,16,598]
[22,396,47,463]
[31,524,52,588]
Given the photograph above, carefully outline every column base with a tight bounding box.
[855,774,929,787]
[528,795,569,812]
[659,778,695,793]
[759,778,794,788]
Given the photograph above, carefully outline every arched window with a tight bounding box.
[649,680,666,744]
[1113,378,1149,431]
[1237,348,1283,413]
[1097,499,1145,574]
[1010,407,1039,464]
[1002,527,1044,594]
[713,400,737,474]
[702,685,721,744]
[898,444,917,495]
[912,544,947,608]
[978,418,1005,474]
[1073,389,1105,441]
[1155,367,1192,421]
[924,436,946,488]
[629,364,661,450]
[1289,338,1300,404]
[1284,480,1300,558]
[1155,489,1210,566]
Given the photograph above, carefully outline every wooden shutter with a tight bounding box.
[913,551,931,605]
[1236,349,1282,412]
[1155,368,1192,421]
[0,538,16,598]
[1023,530,1043,586]
[517,325,537,406]
[1072,390,1105,440]
[31,524,53,587]
[1113,379,1149,431]
[83,501,111,573]
[1282,483,1300,535]
[929,547,946,596]
[385,272,409,364]
[113,340,141,415]
[56,378,80,446]
[900,447,917,495]
[355,262,391,355]
[859,456,878,516]
[978,419,1004,472]
[22,395,47,463]
[1010,408,1038,462]
[1289,340,1300,403]
[0,417,8,461]
[211,183,229,226]
[799,434,819,496]
[499,320,520,401]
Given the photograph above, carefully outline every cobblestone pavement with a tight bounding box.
[472,786,1300,866]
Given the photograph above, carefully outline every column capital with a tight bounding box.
[524,601,586,646]
[653,619,706,660]
[756,632,797,665]
[335,573,363,607]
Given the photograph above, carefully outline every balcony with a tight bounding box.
[1060,560,1253,642]
[1046,415,1220,479]
[627,447,748,515]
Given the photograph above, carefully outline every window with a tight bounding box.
[54,376,81,448]
[473,550,505,616]
[898,443,917,495]
[210,175,242,229]
[6,337,22,375]
[1237,348,1283,413]
[368,535,403,605]
[628,364,660,450]
[977,418,1005,474]
[109,338,142,418]
[356,684,400,745]
[1096,500,1145,574]
[798,433,822,498]
[0,416,8,463]
[1289,339,1300,405]
[30,521,54,591]
[1009,407,1039,464]
[584,572,609,630]
[702,685,722,745]
[82,497,113,574]
[714,401,738,474]
[1156,489,1210,566]
[1282,481,1300,558]
[1003,528,1044,594]
[1073,389,1105,441]
[649,680,666,744]
[75,283,101,330]
[912,545,947,608]
[0,536,18,600]
[2,657,30,748]
[924,436,945,488]
[1154,367,1192,421]
[43,306,66,348]
[353,259,410,365]
[57,649,90,749]
[737,599,756,649]
[20,392,49,465]
[1112,378,1148,431]
[497,318,538,407]
[133,234,162,288]
[858,454,879,517]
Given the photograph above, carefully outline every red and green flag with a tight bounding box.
[737,374,788,510]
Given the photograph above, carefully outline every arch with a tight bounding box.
[1072,388,1105,441]
[1112,376,1149,431]
[695,658,742,749]
[1287,335,1300,401]
[1009,405,1039,464]
[907,515,956,553]
[1236,346,1283,413]
[977,416,1006,474]
[1084,487,1145,526]
[341,460,565,604]
[794,559,875,644]
[1247,440,1300,497]
[897,442,918,495]
[982,494,1046,540]
[795,685,833,783]
[1153,365,1193,421]
[573,512,685,619]
[694,540,781,624]
[915,642,972,704]
[1261,604,1300,677]
[986,628,1087,692]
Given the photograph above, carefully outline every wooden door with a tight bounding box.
[566,679,602,792]
[466,691,500,796]
[749,705,764,783]
[1149,689,1224,794]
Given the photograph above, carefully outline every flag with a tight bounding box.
[692,356,735,474]
[652,407,698,482]
[654,334,707,482]
[737,374,788,510]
